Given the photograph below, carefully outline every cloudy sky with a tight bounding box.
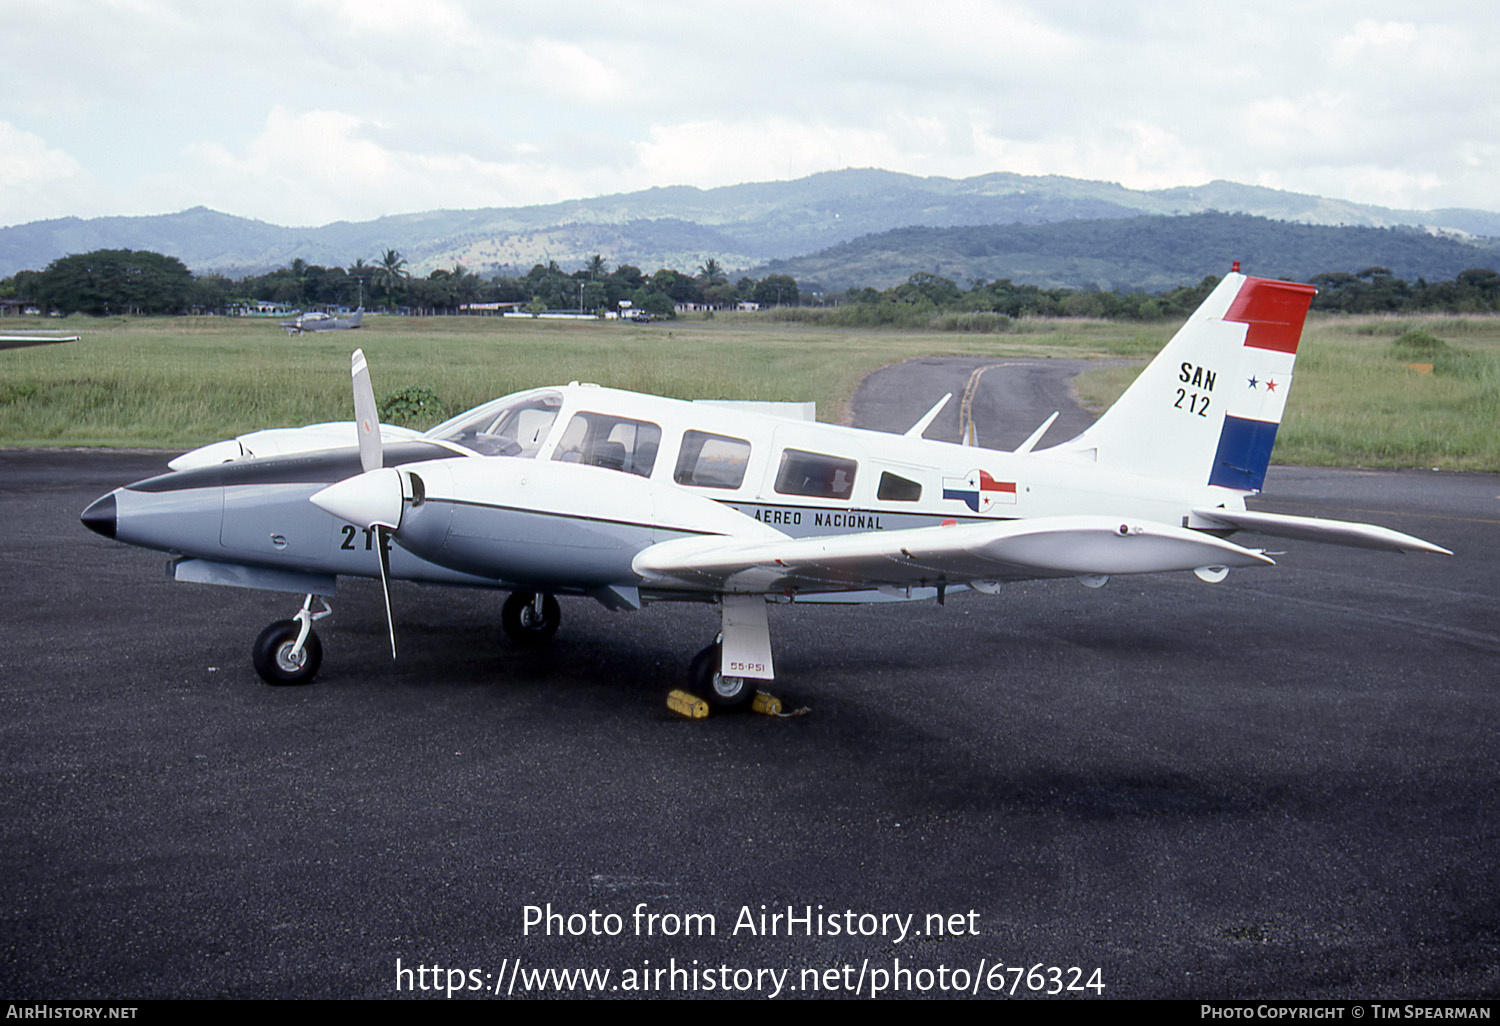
[2,0,1496,228]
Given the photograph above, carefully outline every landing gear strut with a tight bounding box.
[252,595,331,685]
[686,594,776,709]
[502,591,560,646]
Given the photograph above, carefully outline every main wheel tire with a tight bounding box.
[502,591,560,646]
[252,619,323,685]
[688,642,755,709]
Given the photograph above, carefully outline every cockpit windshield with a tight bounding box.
[424,389,564,457]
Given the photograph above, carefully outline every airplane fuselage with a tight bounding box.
[87,382,1243,603]
[79,273,1447,696]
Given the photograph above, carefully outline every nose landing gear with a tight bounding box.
[502,590,561,646]
[251,595,332,685]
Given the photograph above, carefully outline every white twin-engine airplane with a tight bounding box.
[81,271,1449,706]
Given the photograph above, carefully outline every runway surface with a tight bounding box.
[2,360,1498,999]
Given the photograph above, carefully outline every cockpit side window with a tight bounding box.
[551,411,662,477]
[426,390,562,457]
[774,448,857,500]
[877,471,922,501]
[674,430,751,489]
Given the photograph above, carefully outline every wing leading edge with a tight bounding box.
[633,515,1274,595]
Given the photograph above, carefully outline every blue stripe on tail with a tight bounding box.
[1209,416,1280,492]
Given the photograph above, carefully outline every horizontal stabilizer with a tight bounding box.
[634,515,1273,595]
[1193,507,1452,555]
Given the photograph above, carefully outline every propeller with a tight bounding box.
[317,349,400,659]
[352,349,382,474]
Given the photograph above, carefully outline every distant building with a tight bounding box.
[229,300,298,317]
[459,302,525,315]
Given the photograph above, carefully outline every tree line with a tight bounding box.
[5,247,1500,320]
[823,266,1500,321]
[1307,267,1500,314]
[0,248,802,318]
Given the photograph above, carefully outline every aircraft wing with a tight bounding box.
[1192,507,1452,555]
[1,335,78,350]
[633,515,1274,595]
[169,422,426,471]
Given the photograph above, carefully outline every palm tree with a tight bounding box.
[373,249,409,309]
[697,258,727,286]
[288,257,309,307]
[449,264,480,306]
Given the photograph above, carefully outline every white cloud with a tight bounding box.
[519,40,631,103]
[306,0,471,37]
[954,120,1211,194]
[4,1,1500,224]
[0,122,96,226]
[1331,19,1418,64]
[631,119,900,189]
[167,107,599,224]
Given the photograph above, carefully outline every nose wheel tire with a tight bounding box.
[502,591,560,646]
[689,642,754,709]
[252,619,323,685]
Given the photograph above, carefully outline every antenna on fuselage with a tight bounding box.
[904,393,952,439]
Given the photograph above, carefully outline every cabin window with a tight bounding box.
[877,472,922,502]
[774,448,857,500]
[427,389,562,457]
[551,412,661,477]
[674,430,751,489]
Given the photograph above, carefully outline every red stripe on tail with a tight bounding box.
[1224,278,1317,354]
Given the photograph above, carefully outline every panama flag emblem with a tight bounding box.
[942,469,1017,512]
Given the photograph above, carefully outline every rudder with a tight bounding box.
[1043,272,1316,494]
[1207,276,1318,491]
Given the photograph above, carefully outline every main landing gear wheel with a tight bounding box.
[252,619,323,685]
[502,591,560,646]
[689,642,755,710]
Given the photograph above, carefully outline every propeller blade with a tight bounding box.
[333,350,400,660]
[351,348,382,474]
[376,525,397,659]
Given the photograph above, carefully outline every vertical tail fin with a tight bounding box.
[1043,272,1316,493]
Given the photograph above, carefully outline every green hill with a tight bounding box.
[3,169,1498,288]
[755,212,1500,292]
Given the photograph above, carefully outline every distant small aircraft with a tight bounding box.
[81,271,1449,705]
[281,308,363,336]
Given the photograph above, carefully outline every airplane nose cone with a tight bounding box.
[80,493,118,539]
[311,467,404,530]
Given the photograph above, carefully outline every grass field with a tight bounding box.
[2,310,1497,470]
